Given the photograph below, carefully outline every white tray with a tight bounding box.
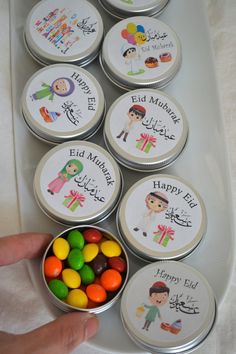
[10,0,235,353]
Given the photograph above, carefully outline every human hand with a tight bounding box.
[0,233,99,354]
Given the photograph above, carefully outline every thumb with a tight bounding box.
[20,312,99,354]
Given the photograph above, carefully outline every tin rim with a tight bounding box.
[120,261,216,353]
[117,174,207,261]
[33,141,123,225]
[103,88,189,171]
[41,224,130,314]
[98,0,169,19]
[100,16,182,91]
[24,0,104,66]
[21,64,106,143]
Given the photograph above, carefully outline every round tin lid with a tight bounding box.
[104,89,188,171]
[24,0,104,66]
[99,0,169,19]
[34,141,123,225]
[120,261,216,353]
[100,16,181,90]
[21,64,105,144]
[117,174,207,261]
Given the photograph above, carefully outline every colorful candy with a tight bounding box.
[44,227,127,310]
[52,238,70,260]
[67,289,88,308]
[44,256,62,278]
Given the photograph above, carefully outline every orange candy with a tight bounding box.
[100,269,122,291]
[86,284,107,303]
[44,256,62,278]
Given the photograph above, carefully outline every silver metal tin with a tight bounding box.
[117,174,207,262]
[21,64,105,145]
[42,225,129,314]
[33,141,123,226]
[99,0,169,19]
[24,0,104,67]
[120,261,216,353]
[100,16,181,91]
[104,88,188,171]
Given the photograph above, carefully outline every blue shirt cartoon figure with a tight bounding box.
[122,44,145,76]
[116,104,146,142]
[142,281,170,331]
[31,77,75,101]
[47,159,83,195]
[133,191,169,237]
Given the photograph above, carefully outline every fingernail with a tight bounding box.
[84,315,99,340]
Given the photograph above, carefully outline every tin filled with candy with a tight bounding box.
[100,16,181,90]
[120,261,217,353]
[99,0,169,19]
[117,174,207,262]
[21,64,105,144]
[42,225,129,314]
[104,88,188,171]
[24,0,104,67]
[33,141,123,225]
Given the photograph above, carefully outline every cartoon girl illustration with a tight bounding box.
[47,159,83,195]
[116,104,146,142]
[133,191,169,237]
[142,281,170,331]
[31,77,75,101]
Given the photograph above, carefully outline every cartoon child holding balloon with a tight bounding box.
[121,22,147,76]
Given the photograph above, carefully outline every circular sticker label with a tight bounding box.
[119,175,206,259]
[23,65,102,138]
[121,262,215,350]
[105,89,187,163]
[35,142,121,222]
[27,0,102,58]
[105,17,179,82]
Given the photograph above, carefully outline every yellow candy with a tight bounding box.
[82,243,99,262]
[62,269,81,289]
[52,238,70,260]
[101,240,122,257]
[66,289,88,308]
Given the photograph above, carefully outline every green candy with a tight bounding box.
[67,230,85,250]
[67,249,84,270]
[79,264,95,285]
[48,279,68,300]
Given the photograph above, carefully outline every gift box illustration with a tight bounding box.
[63,190,85,212]
[153,224,175,247]
[136,133,156,153]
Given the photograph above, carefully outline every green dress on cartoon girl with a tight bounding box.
[47,159,83,195]
[32,77,75,101]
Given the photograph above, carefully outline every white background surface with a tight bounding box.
[0,1,236,353]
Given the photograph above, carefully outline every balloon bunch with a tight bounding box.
[121,22,146,46]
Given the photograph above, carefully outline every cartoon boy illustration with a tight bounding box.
[142,281,170,331]
[122,44,145,76]
[116,104,146,142]
[133,191,169,237]
[47,159,83,195]
[31,77,75,101]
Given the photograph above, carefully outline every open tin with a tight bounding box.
[21,64,105,144]
[104,88,188,171]
[100,16,181,90]
[24,0,104,67]
[117,174,207,262]
[120,261,217,353]
[42,225,129,314]
[99,0,169,19]
[33,141,123,225]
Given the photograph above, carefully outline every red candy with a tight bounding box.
[86,284,107,303]
[83,228,103,243]
[108,256,127,273]
[44,256,62,278]
[100,269,122,291]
